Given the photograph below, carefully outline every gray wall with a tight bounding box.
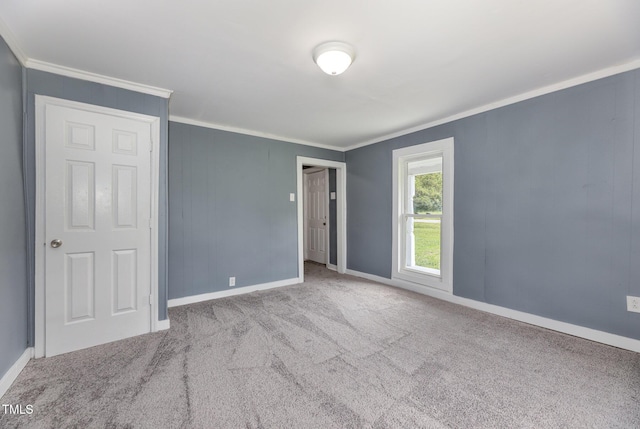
[25,70,170,341]
[346,69,640,340]
[168,121,344,300]
[0,37,27,379]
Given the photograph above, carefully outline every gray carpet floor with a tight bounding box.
[1,263,639,428]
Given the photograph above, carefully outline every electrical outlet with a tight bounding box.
[229,277,236,287]
[627,296,640,313]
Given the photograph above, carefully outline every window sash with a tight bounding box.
[401,214,442,278]
[402,157,444,278]
[403,213,442,220]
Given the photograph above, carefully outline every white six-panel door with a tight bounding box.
[304,170,328,264]
[43,102,153,357]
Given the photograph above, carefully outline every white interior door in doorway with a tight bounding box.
[304,169,329,264]
[38,98,159,357]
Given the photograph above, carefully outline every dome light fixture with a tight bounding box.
[313,42,355,76]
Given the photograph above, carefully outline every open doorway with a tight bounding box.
[296,157,346,281]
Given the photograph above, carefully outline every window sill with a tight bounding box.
[393,270,451,293]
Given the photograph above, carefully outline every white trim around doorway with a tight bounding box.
[296,157,347,281]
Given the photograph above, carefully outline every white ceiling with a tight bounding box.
[1,0,639,150]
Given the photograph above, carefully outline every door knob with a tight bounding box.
[50,239,63,248]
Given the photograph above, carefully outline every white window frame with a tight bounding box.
[392,137,454,293]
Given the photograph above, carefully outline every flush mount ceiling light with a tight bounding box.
[313,42,355,76]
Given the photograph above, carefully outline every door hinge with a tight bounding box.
[149,295,153,305]
[149,141,153,152]
[149,218,153,229]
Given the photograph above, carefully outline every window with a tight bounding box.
[392,138,454,292]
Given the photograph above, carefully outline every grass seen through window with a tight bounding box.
[413,221,441,270]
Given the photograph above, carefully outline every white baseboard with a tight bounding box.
[156,319,170,331]
[327,264,338,272]
[168,277,302,308]
[345,269,640,353]
[0,348,33,400]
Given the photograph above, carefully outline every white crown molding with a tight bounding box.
[344,58,640,152]
[4,7,638,154]
[0,16,172,98]
[0,15,27,65]
[25,59,172,98]
[345,269,640,353]
[169,115,344,152]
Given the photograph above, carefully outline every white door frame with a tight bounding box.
[34,95,161,358]
[296,157,347,280]
[323,168,330,266]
